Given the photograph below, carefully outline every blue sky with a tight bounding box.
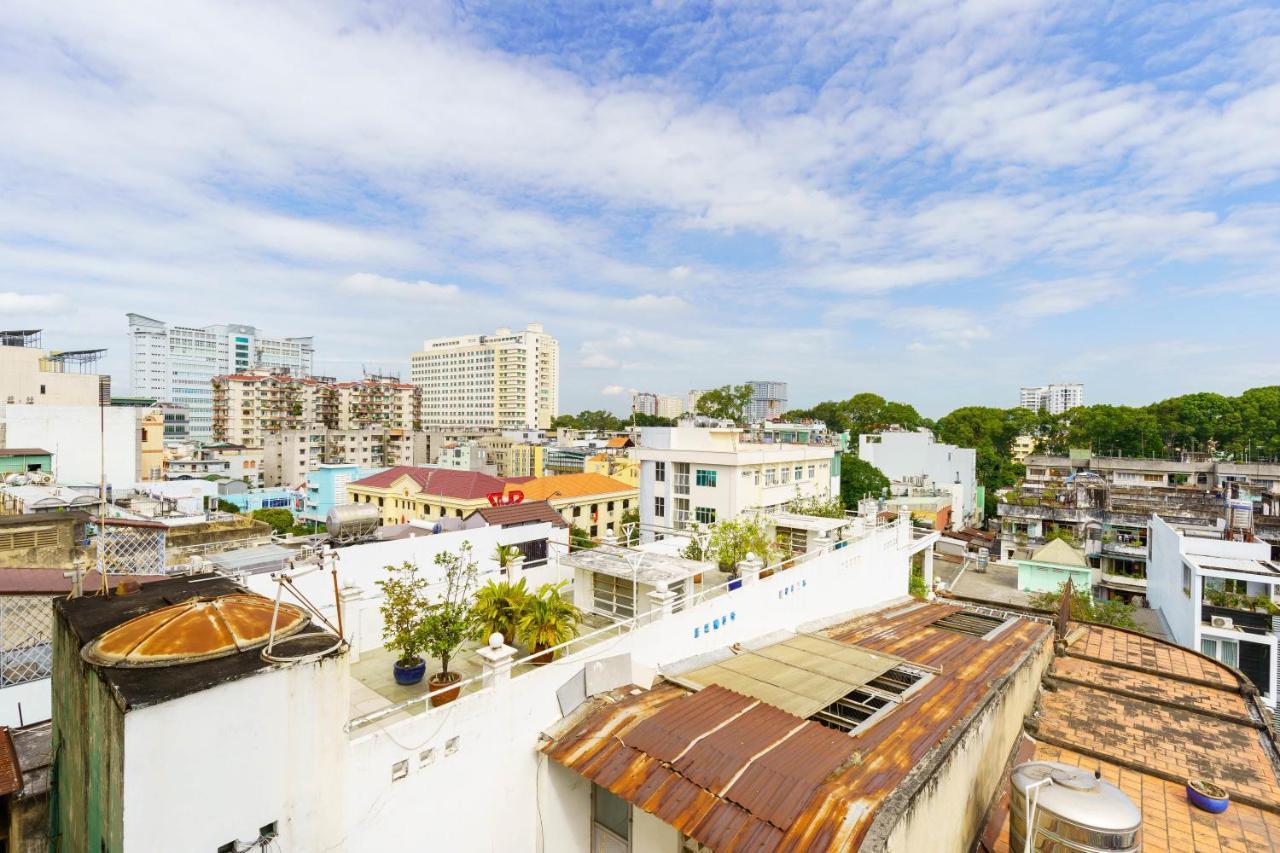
[1,0,1278,417]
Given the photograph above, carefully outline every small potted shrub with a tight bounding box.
[494,544,524,578]
[470,577,530,650]
[376,560,430,686]
[422,542,479,706]
[518,581,581,665]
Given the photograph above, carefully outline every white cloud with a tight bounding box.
[338,273,460,301]
[581,353,621,369]
[0,291,67,313]
[1008,277,1127,319]
[600,385,629,396]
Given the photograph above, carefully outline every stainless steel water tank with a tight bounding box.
[325,503,381,544]
[1010,761,1141,852]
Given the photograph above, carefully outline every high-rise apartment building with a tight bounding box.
[631,392,685,419]
[1019,383,1084,415]
[745,380,788,423]
[411,324,558,429]
[127,314,314,441]
[212,371,419,448]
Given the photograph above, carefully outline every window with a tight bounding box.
[607,501,614,512]
[1202,637,1240,669]
[808,465,815,479]
[654,461,666,482]
[654,496,665,517]
[1183,563,1192,597]
[781,467,791,484]
[674,497,690,530]
[696,469,717,487]
[754,469,760,486]
[764,468,777,486]
[39,384,46,395]
[695,507,716,524]
[590,524,598,537]
[593,783,631,851]
[674,462,690,495]
[592,573,635,619]
[794,466,803,481]
[573,506,582,517]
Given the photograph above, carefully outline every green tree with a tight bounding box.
[695,384,754,423]
[569,524,596,549]
[216,499,240,514]
[840,455,890,507]
[421,542,479,681]
[251,508,294,535]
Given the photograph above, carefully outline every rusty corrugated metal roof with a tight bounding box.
[545,603,1054,851]
[0,726,20,798]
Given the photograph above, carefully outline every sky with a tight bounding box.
[1,1,1278,419]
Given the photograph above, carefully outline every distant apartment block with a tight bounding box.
[264,425,427,488]
[632,392,685,419]
[212,371,419,448]
[411,323,558,430]
[1,329,108,407]
[746,380,788,423]
[1019,383,1083,415]
[858,429,979,528]
[127,313,314,441]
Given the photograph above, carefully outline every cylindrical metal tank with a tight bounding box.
[1010,761,1141,852]
[325,503,381,545]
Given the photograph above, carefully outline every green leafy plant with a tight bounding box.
[619,508,640,545]
[216,499,240,514]
[517,581,581,659]
[569,524,596,550]
[1028,582,1138,629]
[422,542,480,680]
[909,567,928,600]
[786,494,845,518]
[707,516,778,573]
[680,522,706,561]
[470,577,531,647]
[493,544,522,568]
[251,507,294,535]
[376,560,430,667]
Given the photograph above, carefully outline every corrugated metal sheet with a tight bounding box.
[678,634,901,717]
[543,604,1054,852]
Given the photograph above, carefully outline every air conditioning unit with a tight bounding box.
[1211,615,1234,630]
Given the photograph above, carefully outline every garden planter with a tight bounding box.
[393,657,427,686]
[1186,779,1229,813]
[428,671,462,706]
[760,568,774,579]
[692,573,704,584]
[529,644,554,665]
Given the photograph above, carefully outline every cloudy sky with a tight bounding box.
[2,1,1278,417]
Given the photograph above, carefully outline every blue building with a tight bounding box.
[300,463,387,523]
[221,487,304,514]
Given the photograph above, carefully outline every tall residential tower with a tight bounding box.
[127,314,314,441]
[411,323,558,429]
[1019,383,1084,415]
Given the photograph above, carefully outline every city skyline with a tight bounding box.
[2,3,1278,418]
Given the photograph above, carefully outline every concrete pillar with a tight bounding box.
[898,504,911,547]
[601,529,618,548]
[813,532,832,553]
[647,581,677,619]
[922,548,936,601]
[338,583,362,662]
[475,633,518,690]
[738,554,763,585]
[506,555,524,582]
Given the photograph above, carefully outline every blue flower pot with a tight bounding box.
[394,658,427,685]
[1186,779,1229,813]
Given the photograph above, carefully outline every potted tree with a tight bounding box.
[493,543,524,579]
[376,560,430,686]
[422,542,479,706]
[519,581,581,665]
[470,577,530,649]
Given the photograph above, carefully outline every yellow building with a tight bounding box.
[584,453,639,487]
[138,409,165,481]
[347,467,509,525]
[505,473,637,539]
[1011,434,1037,463]
[476,435,545,478]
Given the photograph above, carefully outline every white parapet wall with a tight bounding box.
[340,519,912,852]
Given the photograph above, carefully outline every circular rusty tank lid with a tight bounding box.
[81,594,308,667]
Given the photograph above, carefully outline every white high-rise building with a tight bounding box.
[127,314,314,441]
[1019,383,1083,415]
[411,323,559,429]
[632,392,685,420]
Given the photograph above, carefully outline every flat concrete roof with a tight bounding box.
[560,545,705,585]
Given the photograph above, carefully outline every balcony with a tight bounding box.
[1101,540,1147,558]
[1202,604,1274,635]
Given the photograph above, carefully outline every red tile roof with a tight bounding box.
[349,466,509,500]
[466,500,569,529]
[0,727,20,797]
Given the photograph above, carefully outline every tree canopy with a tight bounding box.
[551,410,675,430]
[694,384,754,423]
[785,392,927,435]
[840,455,890,508]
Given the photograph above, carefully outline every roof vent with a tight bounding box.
[81,594,308,667]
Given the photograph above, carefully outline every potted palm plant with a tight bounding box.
[422,542,479,706]
[493,543,524,579]
[519,581,581,665]
[470,576,530,649]
[376,560,430,686]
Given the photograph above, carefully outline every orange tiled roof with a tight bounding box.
[506,472,634,501]
[605,436,633,448]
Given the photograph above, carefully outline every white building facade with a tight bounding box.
[0,404,138,486]
[127,314,314,441]
[1019,383,1084,415]
[411,323,558,430]
[858,429,978,528]
[635,426,836,536]
[745,380,788,423]
[1146,514,1278,707]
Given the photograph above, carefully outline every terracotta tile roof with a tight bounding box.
[0,727,20,797]
[466,500,568,529]
[505,472,635,501]
[0,448,51,457]
[350,466,508,500]
[981,622,1280,853]
[605,436,634,448]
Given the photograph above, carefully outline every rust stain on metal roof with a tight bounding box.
[81,593,307,667]
[544,604,1053,852]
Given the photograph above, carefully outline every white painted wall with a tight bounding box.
[121,651,349,853]
[1147,515,1197,648]
[859,430,978,524]
[0,677,50,727]
[341,521,911,852]
[0,404,138,486]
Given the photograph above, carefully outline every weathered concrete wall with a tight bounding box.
[0,514,85,568]
[866,629,1054,853]
[49,613,125,853]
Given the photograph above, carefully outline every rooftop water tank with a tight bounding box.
[325,502,381,545]
[1010,761,1141,852]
